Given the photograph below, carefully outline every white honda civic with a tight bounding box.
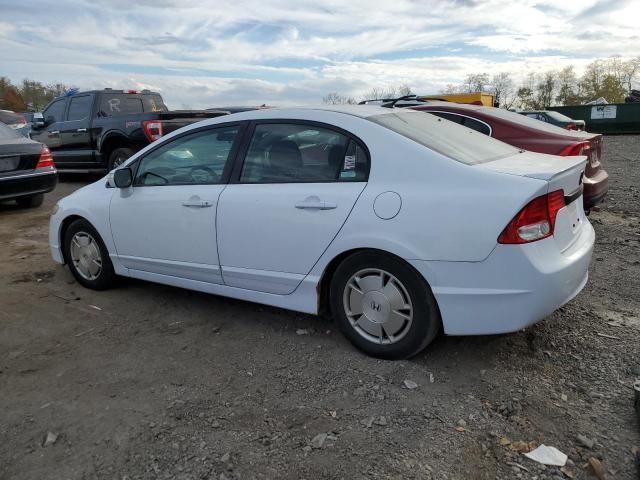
[49,106,594,359]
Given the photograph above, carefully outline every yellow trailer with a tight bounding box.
[417,92,495,107]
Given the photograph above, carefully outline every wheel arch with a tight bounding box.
[58,214,89,264]
[316,247,438,317]
[100,132,134,162]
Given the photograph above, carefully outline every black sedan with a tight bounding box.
[0,122,57,208]
[519,110,586,131]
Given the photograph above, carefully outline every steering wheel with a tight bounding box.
[189,166,219,183]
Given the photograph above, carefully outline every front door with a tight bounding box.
[109,124,242,283]
[30,97,67,157]
[217,122,370,294]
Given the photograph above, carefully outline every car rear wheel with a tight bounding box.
[108,147,134,171]
[16,194,44,208]
[330,251,441,360]
[63,219,116,290]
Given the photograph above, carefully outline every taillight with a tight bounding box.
[36,145,55,169]
[559,141,590,157]
[566,123,576,130]
[498,190,566,244]
[143,120,164,142]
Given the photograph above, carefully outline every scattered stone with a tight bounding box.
[42,431,58,447]
[588,457,606,480]
[403,379,418,389]
[361,417,374,428]
[310,433,327,449]
[576,434,595,449]
[560,465,576,479]
[220,452,231,463]
[561,393,568,402]
[373,416,387,426]
[456,419,467,428]
[296,329,309,335]
[429,373,435,383]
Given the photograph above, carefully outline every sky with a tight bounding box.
[1,0,639,109]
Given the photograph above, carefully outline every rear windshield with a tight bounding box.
[545,111,574,122]
[0,111,25,126]
[480,107,573,135]
[369,111,520,165]
[0,122,20,139]
[96,93,168,117]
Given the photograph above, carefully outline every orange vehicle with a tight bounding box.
[417,92,496,106]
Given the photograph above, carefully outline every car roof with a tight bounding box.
[204,105,410,123]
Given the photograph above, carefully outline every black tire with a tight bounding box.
[63,219,116,290]
[108,147,134,171]
[330,251,441,360]
[16,193,44,208]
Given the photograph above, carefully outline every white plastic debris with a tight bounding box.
[524,444,567,466]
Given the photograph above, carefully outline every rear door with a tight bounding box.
[216,121,369,294]
[57,93,95,166]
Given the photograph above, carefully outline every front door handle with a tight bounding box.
[182,200,213,208]
[295,201,337,210]
[48,130,60,136]
[76,128,87,132]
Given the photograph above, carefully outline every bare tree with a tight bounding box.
[489,72,515,108]
[536,71,557,108]
[556,66,581,105]
[322,92,357,105]
[463,73,490,92]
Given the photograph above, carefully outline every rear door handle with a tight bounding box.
[295,201,337,210]
[76,128,87,132]
[182,200,213,208]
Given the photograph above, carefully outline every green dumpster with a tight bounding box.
[548,103,640,134]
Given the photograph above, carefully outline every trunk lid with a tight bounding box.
[0,137,42,175]
[478,151,588,251]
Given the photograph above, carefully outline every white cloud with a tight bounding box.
[1,0,638,108]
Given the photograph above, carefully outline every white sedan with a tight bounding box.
[49,106,594,359]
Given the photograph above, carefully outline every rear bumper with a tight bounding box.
[0,169,58,201]
[411,221,595,335]
[583,168,609,209]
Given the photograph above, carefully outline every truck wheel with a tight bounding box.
[16,194,44,208]
[108,148,134,171]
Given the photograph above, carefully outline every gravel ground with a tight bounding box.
[1,136,639,480]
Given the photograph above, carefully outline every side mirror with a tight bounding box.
[113,167,133,188]
[32,113,46,129]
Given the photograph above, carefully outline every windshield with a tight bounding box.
[369,111,520,165]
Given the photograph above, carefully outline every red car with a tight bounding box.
[382,100,608,210]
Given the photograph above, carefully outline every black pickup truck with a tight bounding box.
[30,89,228,172]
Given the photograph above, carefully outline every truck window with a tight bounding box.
[67,95,92,121]
[96,93,168,117]
[43,99,66,124]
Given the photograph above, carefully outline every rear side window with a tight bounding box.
[240,123,369,183]
[480,107,572,134]
[369,111,519,165]
[429,111,491,135]
[97,93,168,117]
[67,95,92,121]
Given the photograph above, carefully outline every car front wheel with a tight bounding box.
[330,251,441,360]
[63,219,116,290]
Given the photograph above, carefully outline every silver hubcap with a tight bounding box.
[343,268,413,344]
[70,232,102,281]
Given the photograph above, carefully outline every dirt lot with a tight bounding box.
[1,136,639,480]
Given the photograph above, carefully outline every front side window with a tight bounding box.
[240,123,368,183]
[43,99,66,124]
[67,95,92,121]
[135,126,238,186]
